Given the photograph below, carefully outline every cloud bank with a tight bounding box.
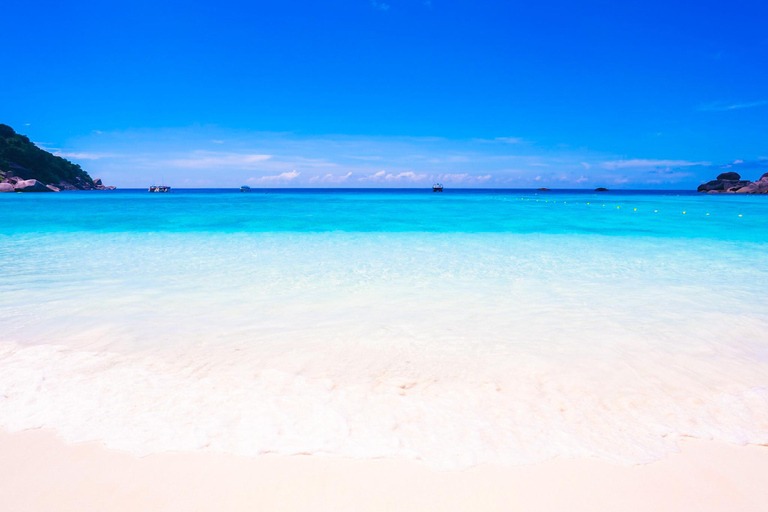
[47,126,764,189]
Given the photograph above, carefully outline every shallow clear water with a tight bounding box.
[1,189,767,468]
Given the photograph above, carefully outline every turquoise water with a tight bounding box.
[1,189,767,469]
[2,189,766,239]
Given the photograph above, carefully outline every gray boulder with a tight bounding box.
[56,181,78,190]
[14,179,54,192]
[697,179,750,192]
[725,181,752,191]
[0,183,15,193]
[717,171,741,180]
[697,180,723,192]
[698,177,754,193]
[734,183,759,194]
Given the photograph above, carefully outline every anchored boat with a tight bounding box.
[432,183,444,192]
[240,185,251,192]
[148,185,171,193]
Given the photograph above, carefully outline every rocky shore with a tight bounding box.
[697,172,768,194]
[0,170,115,192]
[1,123,114,192]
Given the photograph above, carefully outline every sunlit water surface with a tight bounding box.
[1,189,767,468]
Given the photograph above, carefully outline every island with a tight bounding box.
[697,172,768,194]
[0,124,114,192]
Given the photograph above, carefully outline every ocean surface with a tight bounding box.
[1,188,767,469]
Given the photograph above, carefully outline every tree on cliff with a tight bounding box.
[0,124,94,186]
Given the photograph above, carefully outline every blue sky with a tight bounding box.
[2,0,767,188]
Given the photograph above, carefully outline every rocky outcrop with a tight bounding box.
[1,170,114,192]
[697,172,768,194]
[56,176,115,190]
[716,171,741,181]
[595,187,609,192]
[13,179,56,192]
[1,123,115,191]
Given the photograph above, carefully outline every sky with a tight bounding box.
[2,0,767,188]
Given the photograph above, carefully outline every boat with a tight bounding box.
[240,185,251,192]
[432,183,444,192]
[148,185,171,193]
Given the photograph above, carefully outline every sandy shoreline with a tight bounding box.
[0,430,766,511]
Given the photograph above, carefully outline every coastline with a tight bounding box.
[1,429,766,511]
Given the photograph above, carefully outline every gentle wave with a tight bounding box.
[1,226,767,468]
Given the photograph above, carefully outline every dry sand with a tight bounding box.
[1,429,766,511]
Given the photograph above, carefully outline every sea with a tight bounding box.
[1,188,767,469]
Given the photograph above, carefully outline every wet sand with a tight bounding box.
[1,429,766,511]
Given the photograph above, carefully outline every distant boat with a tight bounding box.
[148,185,171,193]
[432,183,444,192]
[240,185,251,192]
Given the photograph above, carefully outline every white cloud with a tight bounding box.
[697,100,767,112]
[602,159,707,170]
[55,151,116,160]
[346,155,382,161]
[55,126,734,189]
[442,173,469,183]
[441,173,491,183]
[495,136,524,144]
[370,0,389,10]
[168,151,272,169]
[428,155,470,164]
[359,170,427,183]
[309,172,352,184]
[473,136,525,144]
[249,170,300,184]
[386,171,427,182]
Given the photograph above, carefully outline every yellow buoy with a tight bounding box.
[739,214,743,217]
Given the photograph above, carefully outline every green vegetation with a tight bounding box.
[0,124,93,186]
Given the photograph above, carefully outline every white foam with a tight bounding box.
[1,233,767,469]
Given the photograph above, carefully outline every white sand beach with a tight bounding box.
[1,429,766,512]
